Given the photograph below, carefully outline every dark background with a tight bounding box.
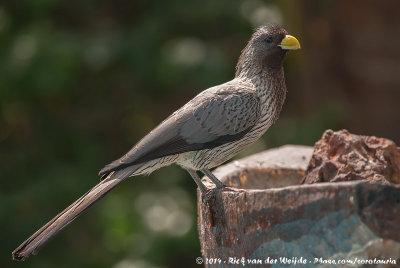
[1,0,399,267]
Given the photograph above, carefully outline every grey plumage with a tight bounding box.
[12,164,142,260]
[99,81,260,177]
[13,24,300,260]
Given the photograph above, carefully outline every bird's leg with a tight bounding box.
[186,169,210,195]
[201,169,226,189]
[202,169,246,193]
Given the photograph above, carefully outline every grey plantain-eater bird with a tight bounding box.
[12,24,300,260]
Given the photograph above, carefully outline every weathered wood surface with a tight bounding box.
[197,144,400,268]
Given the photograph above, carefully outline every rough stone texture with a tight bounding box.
[197,145,400,268]
[302,129,400,185]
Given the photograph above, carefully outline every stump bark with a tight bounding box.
[197,135,400,267]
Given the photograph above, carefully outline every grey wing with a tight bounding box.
[99,88,261,178]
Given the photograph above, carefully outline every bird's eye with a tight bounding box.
[265,37,273,44]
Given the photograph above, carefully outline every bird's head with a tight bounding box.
[236,24,300,77]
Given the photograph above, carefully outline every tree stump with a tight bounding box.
[197,141,400,267]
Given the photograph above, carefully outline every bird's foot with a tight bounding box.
[219,186,246,193]
[200,185,245,205]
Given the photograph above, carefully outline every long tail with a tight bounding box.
[12,165,139,261]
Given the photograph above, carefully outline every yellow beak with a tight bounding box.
[279,35,301,50]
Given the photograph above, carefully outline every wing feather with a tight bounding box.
[99,84,260,178]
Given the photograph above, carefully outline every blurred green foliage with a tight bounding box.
[1,1,343,268]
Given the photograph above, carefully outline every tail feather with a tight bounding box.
[12,165,139,261]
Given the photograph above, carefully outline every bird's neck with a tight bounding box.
[236,61,286,119]
[236,60,285,93]
[235,48,286,116]
[255,67,286,102]
[235,52,285,81]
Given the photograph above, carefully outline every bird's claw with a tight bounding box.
[220,186,246,193]
[201,185,245,204]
